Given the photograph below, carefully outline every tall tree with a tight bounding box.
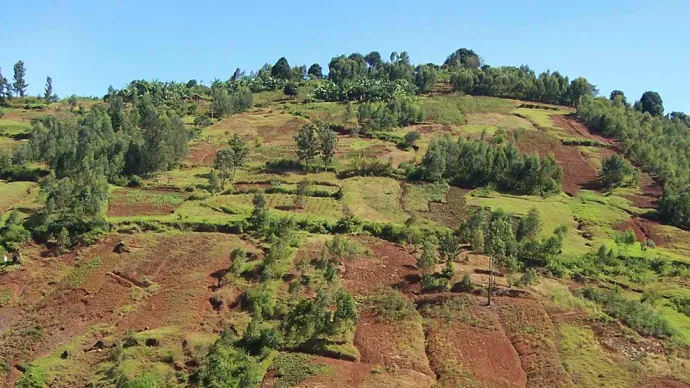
[364,51,383,68]
[414,64,437,93]
[307,63,323,79]
[294,123,319,171]
[44,76,54,103]
[271,57,291,80]
[317,125,338,170]
[231,68,243,81]
[13,61,28,97]
[228,133,249,179]
[609,90,627,105]
[637,91,664,117]
[0,68,8,104]
[211,89,231,118]
[214,148,236,190]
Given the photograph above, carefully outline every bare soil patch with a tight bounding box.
[517,130,598,195]
[494,297,575,388]
[421,295,526,388]
[341,236,421,296]
[297,356,436,388]
[107,188,184,217]
[553,115,615,147]
[354,311,434,377]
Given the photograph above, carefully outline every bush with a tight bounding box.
[372,290,416,321]
[454,273,473,292]
[578,287,673,338]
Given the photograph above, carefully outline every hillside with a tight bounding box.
[2,52,690,388]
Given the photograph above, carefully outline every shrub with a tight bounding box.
[578,287,673,338]
[372,290,416,321]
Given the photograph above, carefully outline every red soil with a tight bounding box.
[494,297,575,388]
[552,115,615,147]
[613,217,665,245]
[341,236,421,296]
[107,188,183,217]
[422,296,527,388]
[517,130,598,195]
[354,311,434,377]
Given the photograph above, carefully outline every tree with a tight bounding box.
[198,340,263,388]
[637,91,664,117]
[294,179,310,209]
[307,63,323,79]
[214,148,235,190]
[599,154,637,188]
[568,77,597,106]
[609,90,627,105]
[208,169,220,193]
[283,82,299,98]
[403,131,420,149]
[0,68,8,104]
[439,233,461,263]
[68,94,78,108]
[443,48,480,69]
[249,191,269,232]
[271,57,291,80]
[414,64,437,93]
[13,61,28,97]
[44,76,54,103]
[56,227,71,253]
[417,240,436,273]
[516,208,541,241]
[365,51,383,68]
[230,247,246,276]
[211,89,232,118]
[294,123,319,171]
[228,133,248,179]
[317,125,338,169]
[231,68,243,81]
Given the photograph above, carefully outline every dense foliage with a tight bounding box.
[577,95,690,228]
[418,136,563,195]
[450,66,597,107]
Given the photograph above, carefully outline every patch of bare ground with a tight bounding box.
[419,294,527,388]
[424,186,471,229]
[552,115,615,147]
[354,310,434,377]
[0,233,250,373]
[613,217,666,246]
[642,379,690,388]
[517,130,598,195]
[341,236,421,296]
[297,356,436,388]
[494,297,575,387]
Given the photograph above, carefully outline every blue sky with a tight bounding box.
[2,0,688,112]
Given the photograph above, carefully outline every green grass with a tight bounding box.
[467,190,590,258]
[342,177,409,224]
[269,352,329,388]
[418,95,519,125]
[60,257,103,288]
[557,323,633,388]
[513,107,570,130]
[402,182,449,212]
[206,193,344,221]
[0,181,36,213]
[112,189,186,206]
[0,118,32,136]
[418,96,465,125]
[456,96,520,114]
[464,112,535,129]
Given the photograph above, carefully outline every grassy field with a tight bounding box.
[342,177,409,224]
